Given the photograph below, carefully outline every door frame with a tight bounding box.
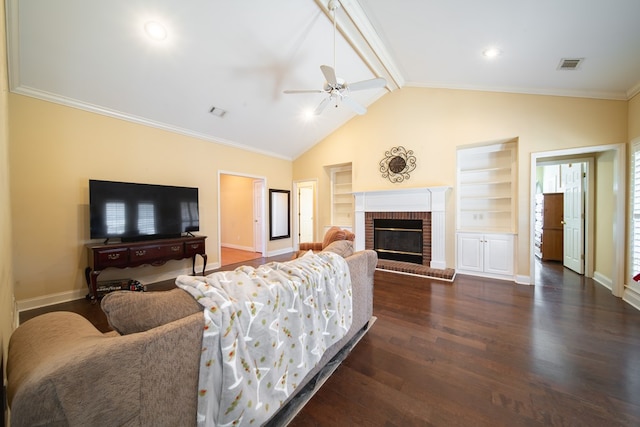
[529,144,625,297]
[218,171,267,260]
[253,179,264,253]
[292,179,318,250]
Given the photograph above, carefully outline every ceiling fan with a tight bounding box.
[283,0,386,115]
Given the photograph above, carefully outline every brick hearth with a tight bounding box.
[375,259,456,281]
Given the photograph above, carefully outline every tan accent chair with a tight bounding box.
[295,226,355,257]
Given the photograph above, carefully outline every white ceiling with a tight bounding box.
[7,0,640,160]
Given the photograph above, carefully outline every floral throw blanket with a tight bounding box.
[176,251,352,426]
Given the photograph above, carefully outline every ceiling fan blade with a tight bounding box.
[314,97,332,115]
[283,89,324,94]
[320,65,338,86]
[342,95,367,115]
[347,77,387,92]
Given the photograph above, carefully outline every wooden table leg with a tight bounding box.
[84,267,101,304]
[192,253,207,275]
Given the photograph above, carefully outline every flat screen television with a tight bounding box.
[89,180,199,242]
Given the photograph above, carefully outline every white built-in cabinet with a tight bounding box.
[330,164,353,229]
[456,141,517,280]
[457,232,515,278]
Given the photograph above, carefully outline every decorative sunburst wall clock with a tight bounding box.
[379,146,416,183]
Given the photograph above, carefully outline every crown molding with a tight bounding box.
[627,80,640,100]
[11,85,294,161]
[406,81,630,101]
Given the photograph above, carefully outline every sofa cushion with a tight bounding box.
[101,288,202,335]
[323,240,355,258]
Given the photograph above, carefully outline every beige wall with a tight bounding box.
[1,2,15,420]
[629,93,640,141]
[5,77,637,303]
[9,94,292,302]
[220,174,255,249]
[294,87,628,279]
[624,93,640,307]
[594,151,615,281]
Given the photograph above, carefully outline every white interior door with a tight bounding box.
[253,180,264,253]
[562,163,585,274]
[298,182,314,243]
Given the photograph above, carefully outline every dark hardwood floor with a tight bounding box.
[20,258,640,426]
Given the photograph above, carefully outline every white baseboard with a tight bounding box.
[13,296,19,329]
[17,262,221,314]
[515,274,532,285]
[456,270,517,283]
[204,261,220,273]
[267,248,294,257]
[221,243,256,252]
[17,288,87,313]
[623,286,640,312]
[593,271,613,290]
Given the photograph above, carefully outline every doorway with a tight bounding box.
[219,172,266,266]
[535,159,593,277]
[293,180,317,248]
[529,144,625,297]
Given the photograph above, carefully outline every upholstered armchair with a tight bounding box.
[295,226,355,258]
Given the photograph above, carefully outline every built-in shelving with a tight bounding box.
[330,165,353,228]
[456,141,517,233]
[456,140,517,280]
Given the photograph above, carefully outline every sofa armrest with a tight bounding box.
[345,250,377,328]
[8,311,203,426]
[101,287,202,335]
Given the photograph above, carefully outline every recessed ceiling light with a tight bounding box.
[144,21,167,41]
[482,47,502,58]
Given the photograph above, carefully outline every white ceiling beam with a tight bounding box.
[314,0,405,91]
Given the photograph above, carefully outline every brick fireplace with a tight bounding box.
[366,212,431,265]
[353,187,454,280]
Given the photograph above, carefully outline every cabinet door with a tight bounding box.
[457,233,484,273]
[483,234,514,276]
[543,193,563,229]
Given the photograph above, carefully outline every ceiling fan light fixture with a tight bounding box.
[301,109,316,121]
[482,47,502,58]
[281,0,385,116]
[144,21,167,41]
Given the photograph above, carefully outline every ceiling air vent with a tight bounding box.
[209,106,227,118]
[558,58,583,70]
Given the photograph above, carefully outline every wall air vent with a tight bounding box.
[558,58,583,70]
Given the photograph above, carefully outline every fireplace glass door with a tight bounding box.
[374,219,423,264]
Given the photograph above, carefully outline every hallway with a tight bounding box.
[534,258,591,289]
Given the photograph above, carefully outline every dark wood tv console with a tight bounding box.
[85,235,207,301]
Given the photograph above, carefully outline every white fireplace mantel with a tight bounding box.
[353,186,450,270]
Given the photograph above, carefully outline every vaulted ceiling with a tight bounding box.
[6,0,640,159]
